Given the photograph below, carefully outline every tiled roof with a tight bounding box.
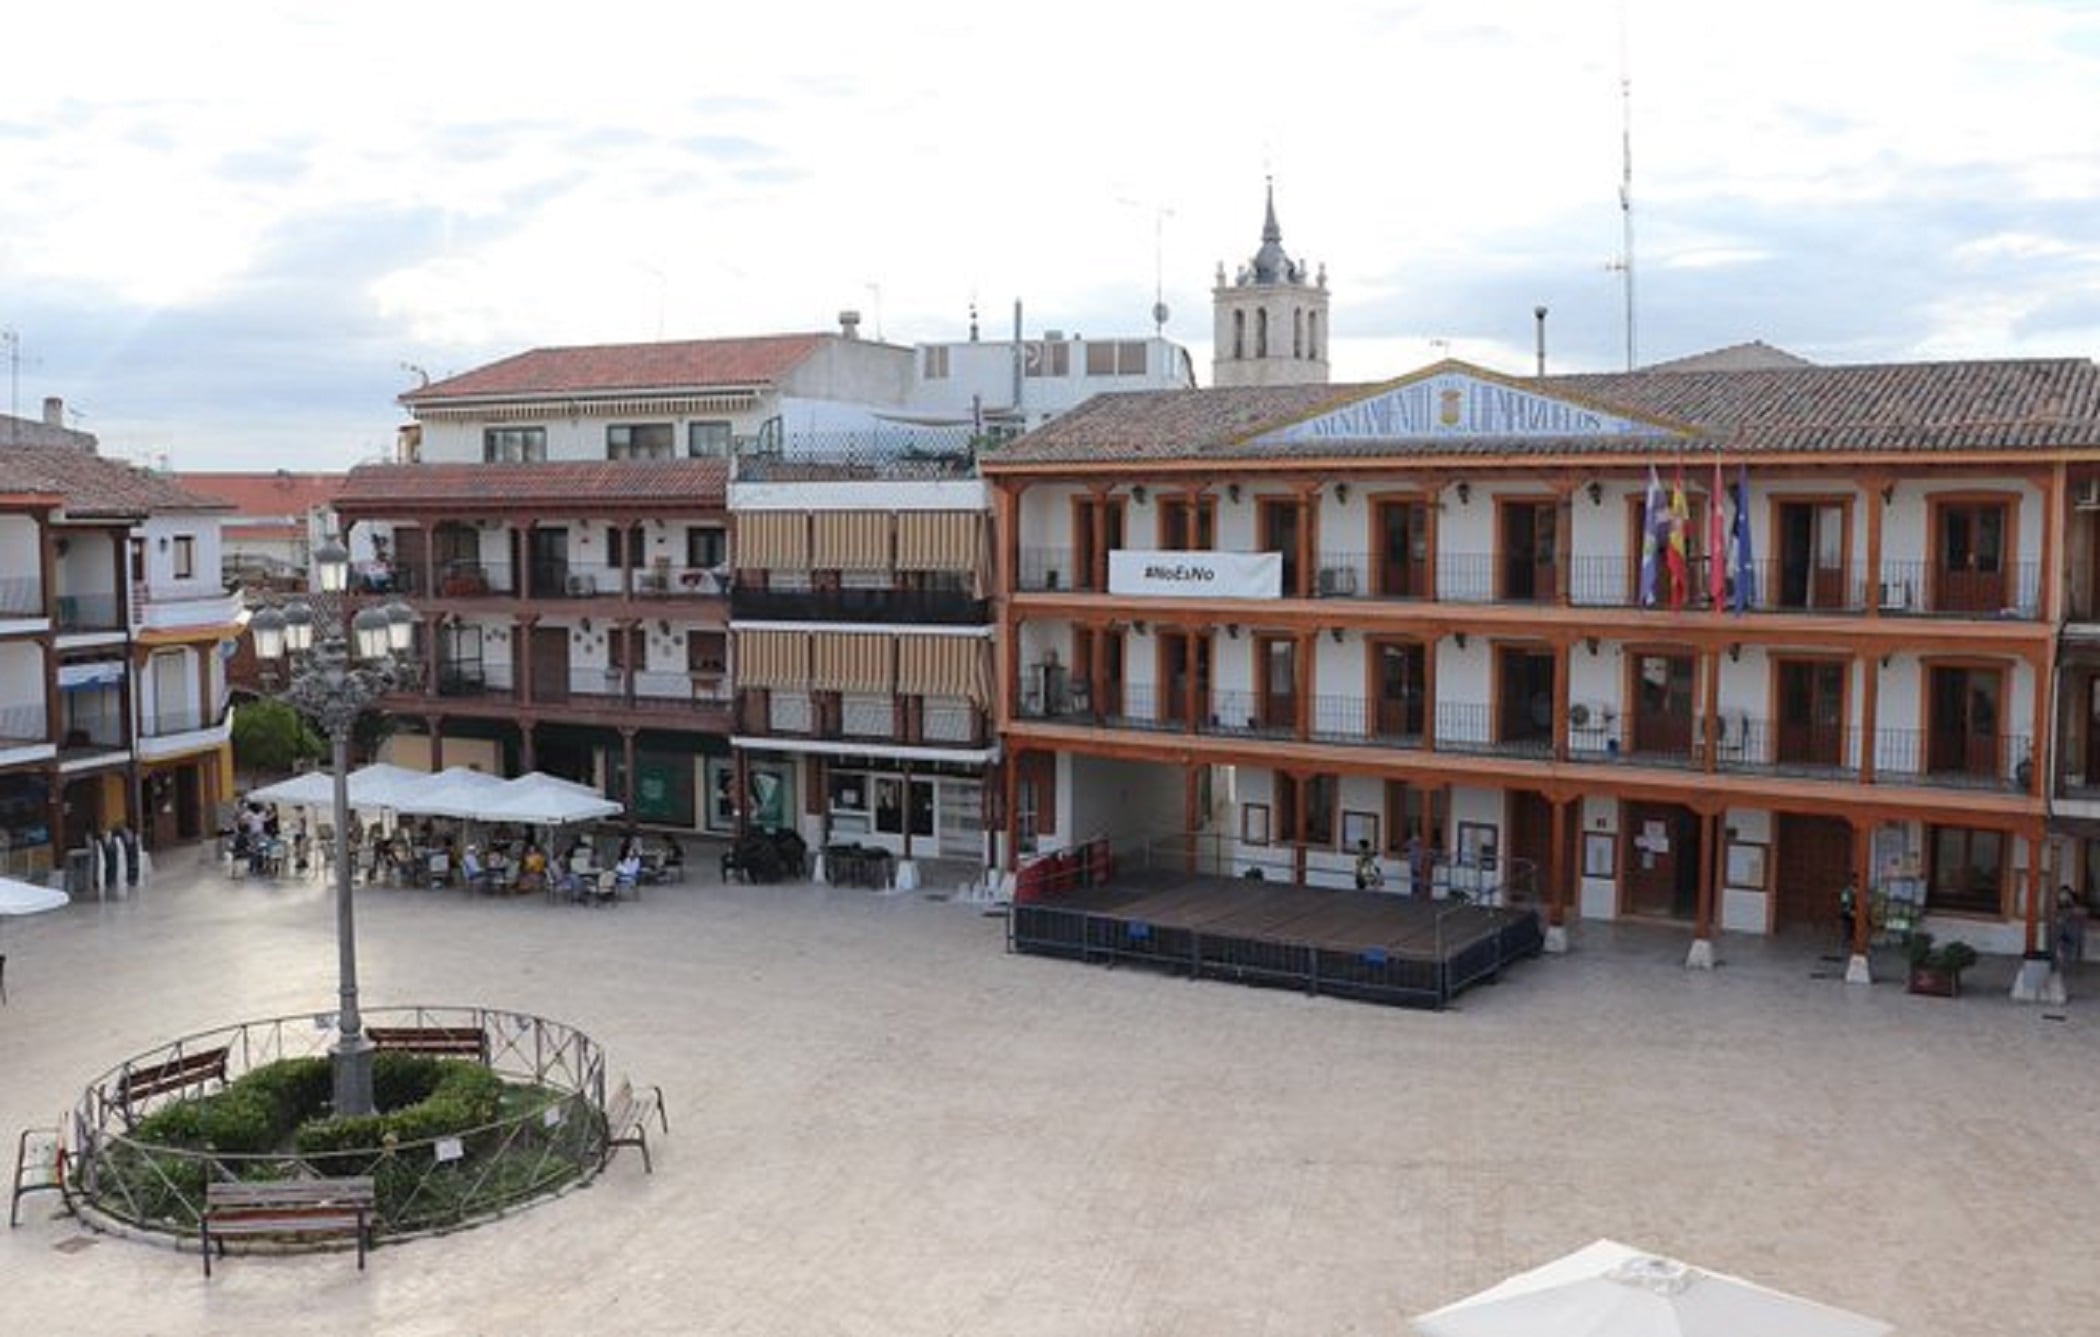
[0,444,232,517]
[402,334,833,405]
[1642,341,1813,373]
[335,459,729,514]
[177,472,345,535]
[984,357,2100,467]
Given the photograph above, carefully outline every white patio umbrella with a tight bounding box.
[1412,1239,1891,1337]
[0,875,70,917]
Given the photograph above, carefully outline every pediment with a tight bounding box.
[1255,365,1687,444]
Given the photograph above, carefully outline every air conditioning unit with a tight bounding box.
[1569,702,1612,731]
[1878,579,1913,611]
[1316,565,1359,597]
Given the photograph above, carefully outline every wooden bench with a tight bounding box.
[365,1026,489,1063]
[603,1077,668,1174]
[110,1046,230,1125]
[201,1176,375,1277]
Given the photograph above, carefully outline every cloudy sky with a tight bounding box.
[3,0,2096,471]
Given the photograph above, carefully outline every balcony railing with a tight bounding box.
[740,690,989,747]
[407,559,518,599]
[735,428,979,482]
[1017,545,2042,621]
[0,699,46,744]
[730,584,989,625]
[1012,677,2033,793]
[55,593,121,631]
[139,705,227,739]
[0,576,42,617]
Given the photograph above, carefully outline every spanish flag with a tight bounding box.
[1665,468,1691,610]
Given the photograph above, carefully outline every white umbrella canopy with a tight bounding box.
[0,875,70,916]
[473,773,622,826]
[389,767,513,820]
[248,762,430,812]
[1412,1239,1892,1337]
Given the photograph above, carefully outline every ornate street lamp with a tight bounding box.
[249,535,418,1117]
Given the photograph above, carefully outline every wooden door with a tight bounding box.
[1622,801,1699,920]
[1376,500,1428,598]
[1261,499,1302,597]
[532,626,571,704]
[1775,813,1852,934]
[1631,652,1694,759]
[1927,664,2000,778]
[1506,790,1552,904]
[1499,501,1556,603]
[1374,642,1426,739]
[1936,504,2007,612]
[1256,637,1297,732]
[1775,659,1845,766]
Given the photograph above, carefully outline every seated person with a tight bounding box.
[461,844,487,890]
[615,848,643,891]
[519,843,548,892]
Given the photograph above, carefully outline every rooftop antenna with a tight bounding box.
[1609,5,1638,370]
[1150,206,1174,336]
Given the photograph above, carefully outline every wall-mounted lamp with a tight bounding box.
[1456,481,1471,506]
[1880,483,1895,505]
[1334,482,1350,505]
[1586,480,1604,506]
[1131,485,1148,505]
[1454,631,1469,649]
[157,536,170,552]
[1880,652,1893,669]
[580,617,592,633]
[1585,636,1599,656]
[1225,623,1240,639]
[658,619,672,635]
[1133,619,1149,635]
[1727,642,1742,663]
[1227,483,1242,503]
[1328,627,1345,644]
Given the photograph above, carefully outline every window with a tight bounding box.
[1928,824,2004,915]
[1256,309,1268,358]
[921,346,950,379]
[171,535,195,579]
[688,421,732,457]
[607,630,648,672]
[1277,773,1337,847]
[1023,341,1069,378]
[1292,308,1304,358]
[607,423,674,460]
[1232,311,1246,360]
[483,426,546,462]
[686,526,727,569]
[1157,496,1214,551]
[1083,341,1148,376]
[688,631,728,674]
[606,525,645,569]
[1307,311,1320,361]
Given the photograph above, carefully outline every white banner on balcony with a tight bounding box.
[1108,550,1283,600]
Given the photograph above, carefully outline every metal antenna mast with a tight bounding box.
[1613,11,1637,370]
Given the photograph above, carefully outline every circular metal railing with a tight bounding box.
[68,1005,610,1244]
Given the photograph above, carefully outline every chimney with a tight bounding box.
[838,309,861,340]
[1534,306,1549,378]
[43,396,63,426]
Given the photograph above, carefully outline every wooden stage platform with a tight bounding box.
[1007,870,1544,1010]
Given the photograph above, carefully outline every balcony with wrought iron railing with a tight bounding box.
[1017,545,2042,621]
[1012,672,2035,794]
[139,704,230,740]
[730,583,989,625]
[739,690,990,749]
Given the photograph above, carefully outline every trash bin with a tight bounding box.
[65,847,95,898]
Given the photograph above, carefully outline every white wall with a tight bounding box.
[1067,755,1183,852]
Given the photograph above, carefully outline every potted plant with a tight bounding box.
[1905,932,1980,997]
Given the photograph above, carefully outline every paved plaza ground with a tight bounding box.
[3,844,2097,1336]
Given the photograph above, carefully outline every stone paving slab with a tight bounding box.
[2,846,2098,1336]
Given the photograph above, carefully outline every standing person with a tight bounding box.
[2055,886,2088,976]
[1837,876,1859,954]
[1353,839,1384,891]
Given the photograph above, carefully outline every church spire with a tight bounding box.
[1248,176,1300,285]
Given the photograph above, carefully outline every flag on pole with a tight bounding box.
[1638,465,1664,606]
[1708,454,1727,611]
[1665,467,1691,610]
[1731,462,1757,613]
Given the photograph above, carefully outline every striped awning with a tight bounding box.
[737,511,809,570]
[736,628,810,689]
[895,510,983,573]
[812,631,894,694]
[897,634,992,705]
[811,511,892,571]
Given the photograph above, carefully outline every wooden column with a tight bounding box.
[1286,770,1306,885]
[1089,620,1108,724]
[1554,482,1575,607]
[516,615,536,705]
[519,720,536,773]
[1859,652,1879,785]
[1002,757,1021,873]
[1295,630,1316,741]
[1548,794,1569,926]
[429,716,445,771]
[1701,648,1721,774]
[1003,617,1024,725]
[2042,463,2064,623]
[1296,486,1317,598]
[1850,816,1874,955]
[520,521,537,601]
[901,762,915,863]
[2024,820,2047,956]
[733,749,751,837]
[1863,477,1885,619]
[1551,641,1570,763]
[1183,628,1199,734]
[621,728,638,818]
[1423,635,1440,754]
[1692,808,1717,941]
[1183,765,1200,874]
[2030,647,2050,799]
